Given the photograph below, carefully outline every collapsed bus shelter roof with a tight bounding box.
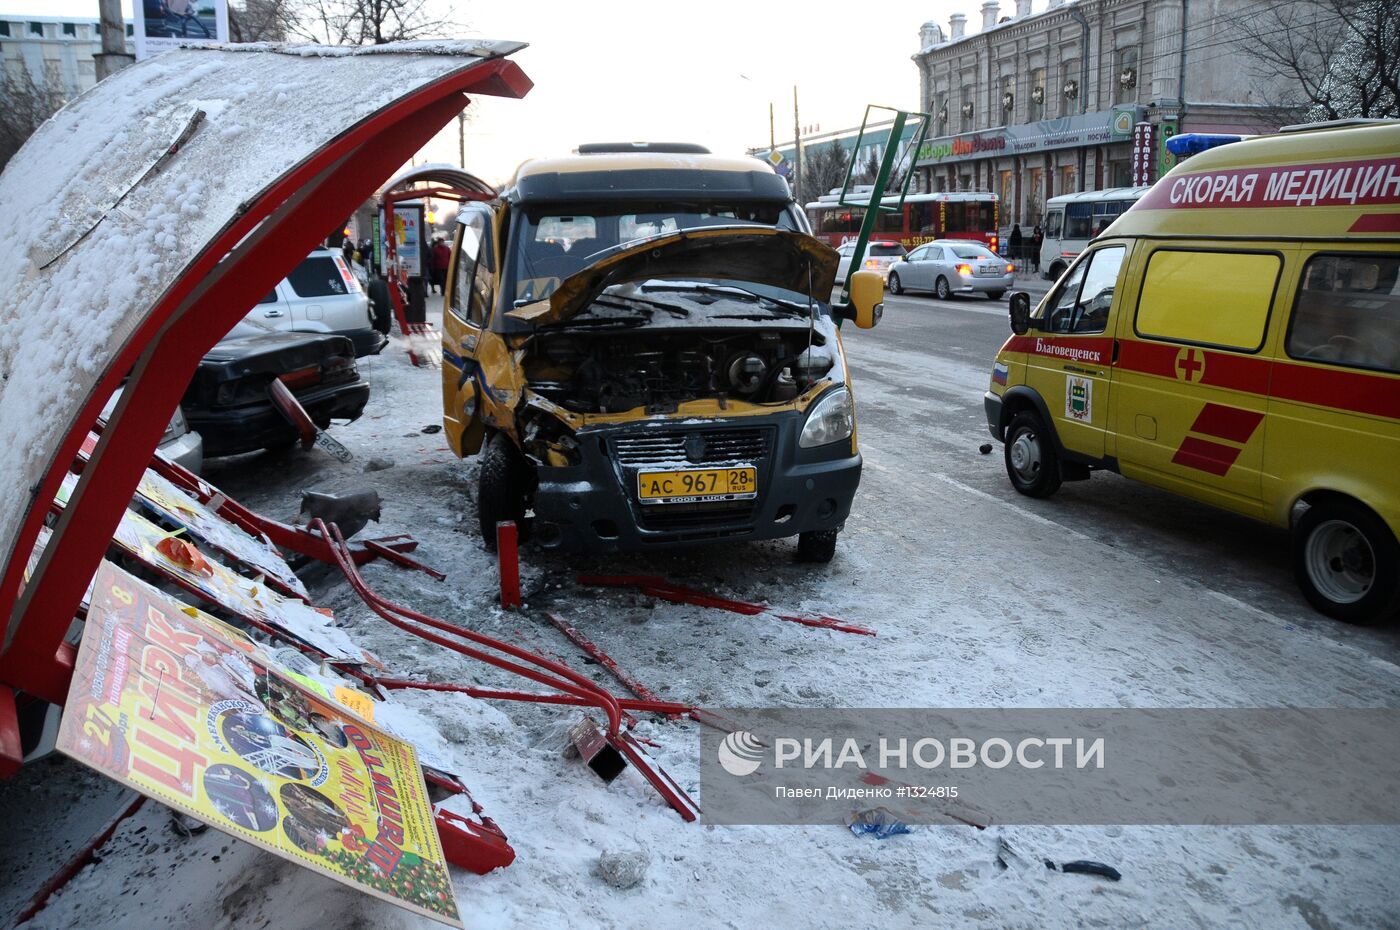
[0,41,532,762]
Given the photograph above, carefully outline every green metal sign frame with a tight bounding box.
[836,104,931,306]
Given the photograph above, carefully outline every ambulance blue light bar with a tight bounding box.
[1166,133,1246,157]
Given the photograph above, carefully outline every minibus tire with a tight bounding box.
[889,273,904,295]
[477,431,529,551]
[935,277,951,300]
[797,529,839,563]
[1004,410,1062,498]
[1293,498,1400,623]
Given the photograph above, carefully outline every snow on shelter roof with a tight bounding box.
[0,42,530,658]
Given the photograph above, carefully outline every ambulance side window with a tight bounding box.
[1287,253,1400,375]
[1044,246,1124,334]
[1136,250,1280,353]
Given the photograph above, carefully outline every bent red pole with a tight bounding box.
[372,678,694,715]
[318,521,625,736]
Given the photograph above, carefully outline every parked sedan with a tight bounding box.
[184,330,370,458]
[248,249,387,358]
[888,240,1015,300]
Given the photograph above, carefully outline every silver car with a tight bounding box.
[888,239,1015,300]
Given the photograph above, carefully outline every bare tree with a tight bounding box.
[1239,0,1400,121]
[285,0,462,45]
[855,148,882,185]
[800,141,850,200]
[229,0,296,41]
[0,68,67,173]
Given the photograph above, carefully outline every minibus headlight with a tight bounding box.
[799,387,854,448]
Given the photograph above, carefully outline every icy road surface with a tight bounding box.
[8,292,1400,930]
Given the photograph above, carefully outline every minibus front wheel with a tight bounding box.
[1004,410,1062,498]
[477,431,532,551]
[1293,497,1400,623]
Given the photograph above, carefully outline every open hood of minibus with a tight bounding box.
[506,227,840,328]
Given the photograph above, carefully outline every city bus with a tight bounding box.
[806,190,1000,254]
[1039,186,1150,280]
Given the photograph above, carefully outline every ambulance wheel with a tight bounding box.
[1004,410,1062,498]
[935,276,952,300]
[889,272,904,295]
[478,431,531,551]
[1293,498,1400,623]
[797,529,839,563]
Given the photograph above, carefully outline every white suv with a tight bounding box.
[241,250,386,357]
[835,240,907,285]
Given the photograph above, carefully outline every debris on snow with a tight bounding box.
[596,848,650,889]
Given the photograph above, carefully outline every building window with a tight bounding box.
[1060,60,1078,116]
[125,23,134,36]
[1027,167,1044,222]
[1028,67,1045,121]
[1117,47,1140,104]
[28,21,42,36]
[1000,73,1015,126]
[960,86,973,132]
[1059,165,1077,196]
[935,91,949,136]
[999,170,1014,222]
[62,21,76,37]
[0,22,10,37]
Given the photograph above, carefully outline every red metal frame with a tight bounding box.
[144,448,419,568]
[578,574,877,637]
[0,57,533,776]
[544,611,668,707]
[497,521,521,610]
[318,522,700,821]
[379,181,493,366]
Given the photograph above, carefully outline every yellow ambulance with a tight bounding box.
[985,120,1400,622]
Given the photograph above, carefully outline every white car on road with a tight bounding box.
[888,239,1015,300]
[835,240,907,285]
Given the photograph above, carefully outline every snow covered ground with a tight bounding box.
[7,295,1400,930]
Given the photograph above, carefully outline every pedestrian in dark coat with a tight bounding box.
[431,238,452,295]
[1008,224,1023,264]
[1031,225,1043,273]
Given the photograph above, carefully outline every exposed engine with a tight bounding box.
[523,329,836,414]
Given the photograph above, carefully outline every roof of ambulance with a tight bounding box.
[1106,121,1400,240]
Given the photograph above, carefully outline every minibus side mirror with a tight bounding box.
[842,269,884,329]
[1009,291,1033,335]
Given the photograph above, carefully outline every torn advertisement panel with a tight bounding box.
[56,561,463,927]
